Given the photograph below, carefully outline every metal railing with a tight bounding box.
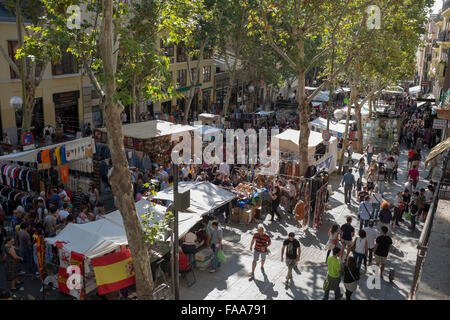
[444,0,450,13]
[409,148,450,299]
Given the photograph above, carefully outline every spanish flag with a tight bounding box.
[91,249,136,295]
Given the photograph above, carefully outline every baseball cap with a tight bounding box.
[15,205,24,213]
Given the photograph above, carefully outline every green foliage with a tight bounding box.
[141,205,174,245]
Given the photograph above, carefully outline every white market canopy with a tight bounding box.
[194,125,222,136]
[152,181,236,216]
[408,86,421,95]
[198,113,219,119]
[0,137,95,163]
[100,120,195,140]
[46,200,201,259]
[309,117,347,134]
[254,111,275,116]
[312,91,330,102]
[273,129,337,153]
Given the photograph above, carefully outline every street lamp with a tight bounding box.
[10,96,23,135]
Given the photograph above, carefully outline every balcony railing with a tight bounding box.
[438,30,450,42]
[444,0,450,12]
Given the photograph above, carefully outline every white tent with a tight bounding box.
[99,120,195,140]
[309,117,347,138]
[313,91,330,102]
[408,86,421,95]
[194,125,222,136]
[46,200,202,259]
[273,129,338,173]
[152,181,236,216]
[0,137,95,163]
[254,111,275,116]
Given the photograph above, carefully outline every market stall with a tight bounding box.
[273,129,338,174]
[45,199,202,299]
[0,137,96,215]
[309,117,346,138]
[198,113,222,126]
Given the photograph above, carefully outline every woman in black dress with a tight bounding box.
[269,186,282,222]
[4,237,24,291]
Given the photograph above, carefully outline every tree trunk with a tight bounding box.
[297,69,309,176]
[222,72,235,116]
[355,104,363,153]
[338,75,357,173]
[183,43,204,123]
[100,0,153,300]
[22,77,36,133]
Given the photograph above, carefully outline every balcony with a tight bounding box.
[443,0,450,18]
[437,31,450,47]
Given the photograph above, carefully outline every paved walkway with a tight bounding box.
[180,147,430,300]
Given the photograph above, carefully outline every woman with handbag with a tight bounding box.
[325,224,340,262]
[349,229,368,273]
[343,256,360,300]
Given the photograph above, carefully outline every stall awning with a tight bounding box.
[46,200,201,259]
[152,181,236,216]
[99,120,195,140]
[254,111,275,116]
[194,125,222,136]
[0,137,95,163]
[310,117,346,134]
[425,137,450,168]
[274,129,336,153]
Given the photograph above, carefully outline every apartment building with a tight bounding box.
[0,3,101,146]
[155,40,215,118]
[429,2,450,102]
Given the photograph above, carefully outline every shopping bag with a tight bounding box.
[405,210,411,221]
[323,277,330,291]
[217,250,227,263]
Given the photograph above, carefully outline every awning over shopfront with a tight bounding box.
[46,200,201,259]
[425,137,450,168]
[99,120,195,140]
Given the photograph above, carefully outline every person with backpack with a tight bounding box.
[370,187,383,220]
[343,256,360,300]
[408,196,420,232]
[378,201,393,233]
[349,229,368,273]
[340,217,355,261]
[363,220,379,267]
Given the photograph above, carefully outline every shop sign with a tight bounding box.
[322,130,331,142]
[22,132,34,145]
[433,119,449,130]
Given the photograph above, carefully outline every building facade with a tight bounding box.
[0,4,99,145]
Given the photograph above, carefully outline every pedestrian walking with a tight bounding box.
[347,142,354,164]
[408,197,419,232]
[249,224,271,280]
[340,216,355,260]
[208,221,223,273]
[373,226,392,279]
[400,189,411,223]
[268,186,282,222]
[358,196,372,230]
[357,158,365,179]
[281,232,301,286]
[341,169,356,205]
[407,165,420,190]
[392,192,403,228]
[370,187,383,220]
[343,256,360,300]
[349,229,368,273]
[366,142,374,166]
[376,165,387,195]
[323,246,343,300]
[325,224,340,262]
[17,222,35,277]
[4,237,24,291]
[378,201,393,233]
[363,220,378,267]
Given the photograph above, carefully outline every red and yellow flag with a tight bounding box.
[91,249,136,295]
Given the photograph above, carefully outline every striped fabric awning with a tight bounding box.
[425,137,450,168]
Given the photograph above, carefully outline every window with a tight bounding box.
[177,69,187,87]
[52,52,78,75]
[7,41,19,79]
[160,39,174,57]
[176,45,186,63]
[203,49,213,59]
[7,40,43,79]
[191,68,199,84]
[203,65,211,82]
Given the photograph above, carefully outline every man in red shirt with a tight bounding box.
[408,165,420,189]
[407,149,416,170]
[249,224,271,280]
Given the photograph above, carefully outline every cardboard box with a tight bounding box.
[239,209,252,225]
[231,212,240,223]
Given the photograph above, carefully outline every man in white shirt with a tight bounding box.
[363,220,379,267]
[157,167,169,182]
[181,165,189,179]
[404,179,414,194]
[219,162,230,176]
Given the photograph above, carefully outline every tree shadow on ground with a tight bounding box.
[253,271,279,300]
